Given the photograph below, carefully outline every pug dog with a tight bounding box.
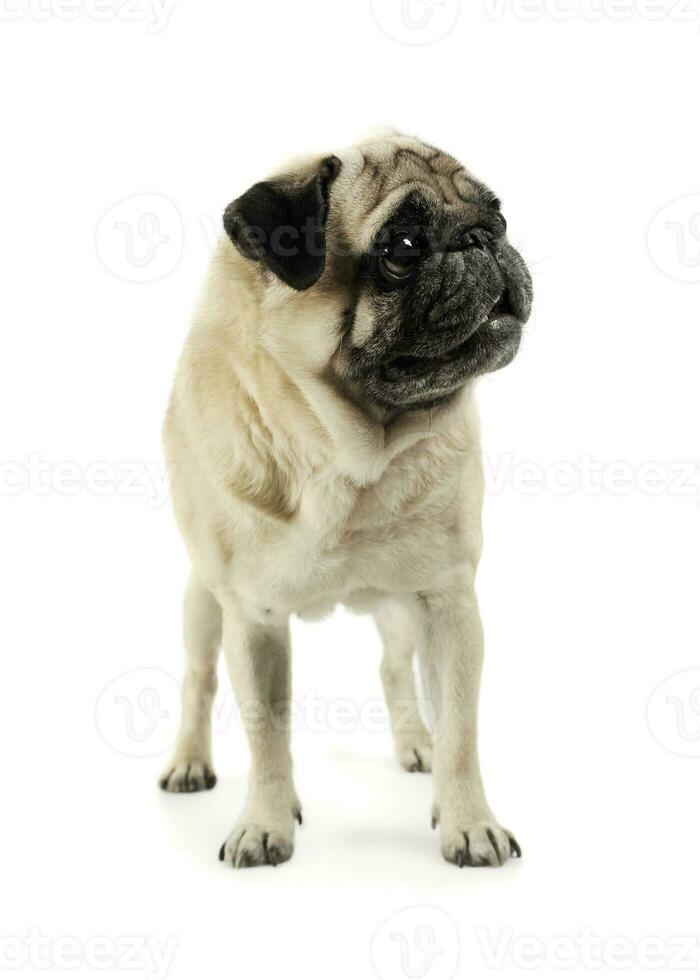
[159,131,533,869]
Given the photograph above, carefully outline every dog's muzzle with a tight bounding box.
[356,240,532,408]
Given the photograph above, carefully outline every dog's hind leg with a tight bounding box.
[159,571,221,792]
[375,602,433,773]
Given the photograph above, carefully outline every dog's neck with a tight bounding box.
[291,369,472,486]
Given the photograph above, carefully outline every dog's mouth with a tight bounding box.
[381,295,517,383]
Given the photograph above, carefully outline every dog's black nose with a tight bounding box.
[463,227,493,249]
[465,211,507,246]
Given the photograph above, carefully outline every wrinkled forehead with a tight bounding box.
[332,137,498,252]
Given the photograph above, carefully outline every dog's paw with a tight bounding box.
[218,793,301,869]
[395,731,433,773]
[159,760,217,793]
[218,822,297,868]
[436,813,521,868]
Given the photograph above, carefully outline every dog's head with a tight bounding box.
[223,133,532,413]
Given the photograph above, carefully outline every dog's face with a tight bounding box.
[224,134,532,413]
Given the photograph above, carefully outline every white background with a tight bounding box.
[1,1,699,978]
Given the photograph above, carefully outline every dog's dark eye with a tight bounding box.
[378,234,422,282]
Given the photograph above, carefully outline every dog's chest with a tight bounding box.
[230,463,462,624]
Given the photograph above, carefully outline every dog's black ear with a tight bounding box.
[223,155,341,291]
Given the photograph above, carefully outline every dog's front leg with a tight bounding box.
[218,603,301,868]
[411,580,521,868]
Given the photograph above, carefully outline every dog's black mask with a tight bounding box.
[345,189,533,409]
